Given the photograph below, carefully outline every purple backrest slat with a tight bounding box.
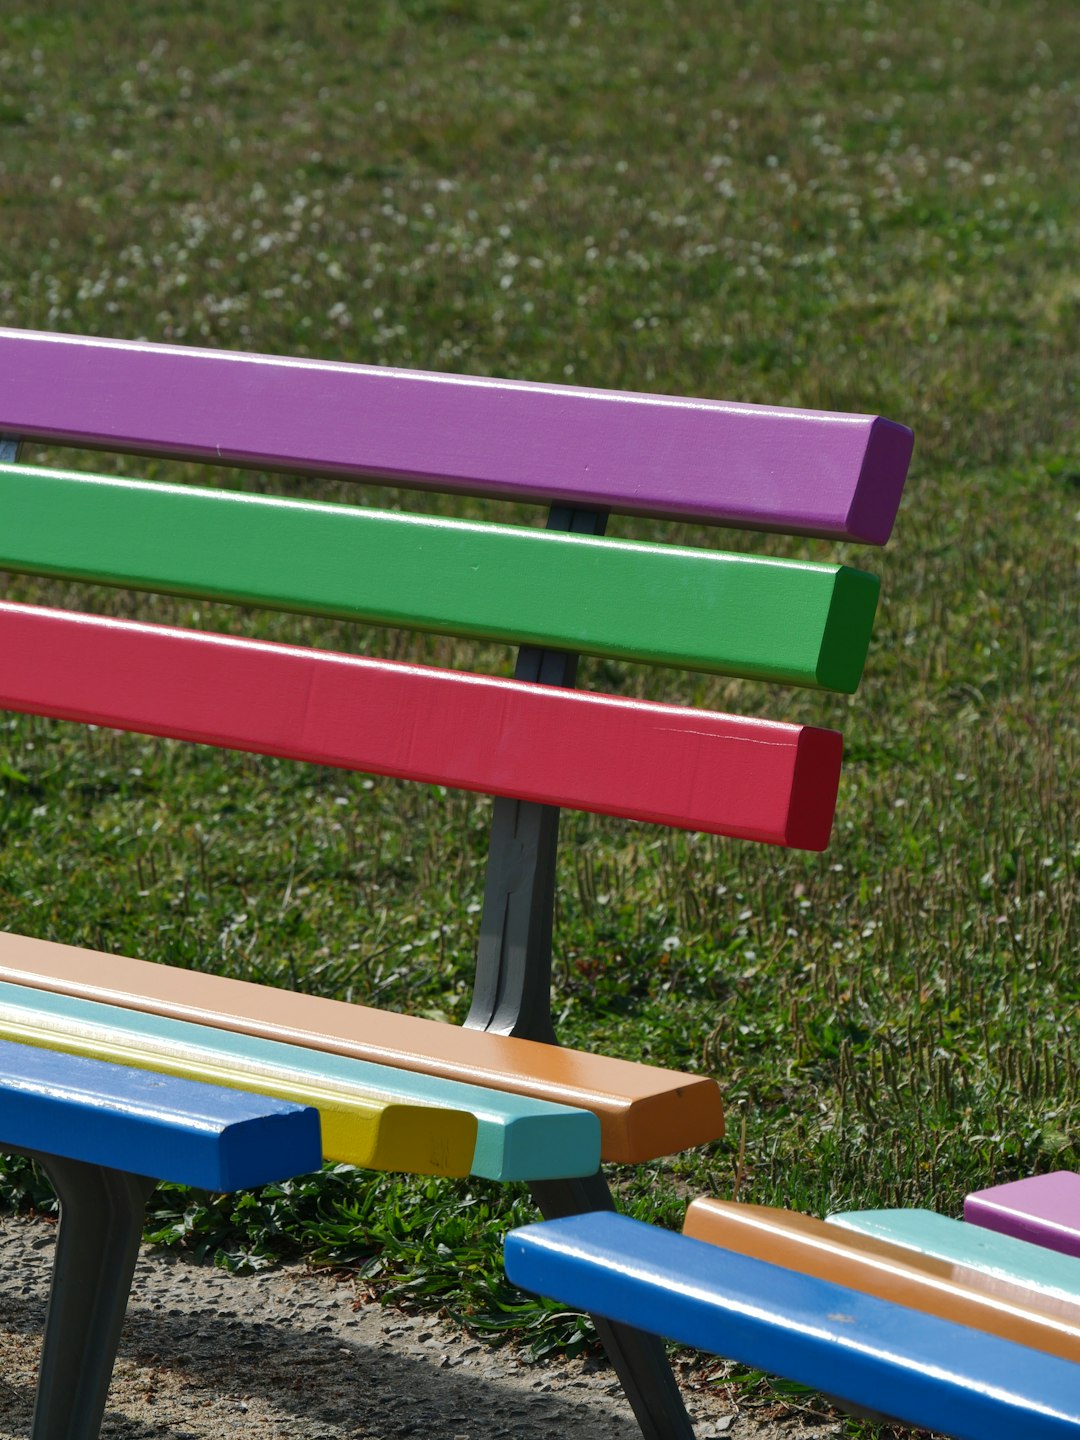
[0,329,911,543]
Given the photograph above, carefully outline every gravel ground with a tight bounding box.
[0,1215,846,1440]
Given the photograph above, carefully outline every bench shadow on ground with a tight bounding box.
[0,1253,662,1440]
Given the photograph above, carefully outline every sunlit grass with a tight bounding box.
[0,3,1076,1433]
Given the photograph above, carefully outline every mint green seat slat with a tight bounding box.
[0,464,879,693]
[0,983,600,1184]
[828,1210,1080,1308]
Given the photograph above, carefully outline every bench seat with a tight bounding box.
[680,1199,1080,1360]
[0,980,601,1183]
[0,932,720,1164]
[504,1210,1080,1440]
[0,991,478,1179]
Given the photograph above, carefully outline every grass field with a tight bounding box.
[0,2,1076,1432]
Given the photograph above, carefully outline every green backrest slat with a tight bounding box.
[0,465,879,692]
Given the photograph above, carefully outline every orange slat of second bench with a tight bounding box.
[683,1200,1080,1364]
[0,933,724,1165]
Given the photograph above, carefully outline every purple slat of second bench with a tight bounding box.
[966,1174,1080,1260]
[0,328,913,543]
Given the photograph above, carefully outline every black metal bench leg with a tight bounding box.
[531,1172,697,1440]
[26,1152,155,1440]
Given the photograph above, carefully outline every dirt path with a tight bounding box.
[0,1216,846,1440]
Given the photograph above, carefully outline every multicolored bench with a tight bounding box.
[505,1179,1080,1437]
[0,327,911,1440]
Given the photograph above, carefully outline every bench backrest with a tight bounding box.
[0,328,912,1041]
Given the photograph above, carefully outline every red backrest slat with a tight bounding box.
[0,603,842,850]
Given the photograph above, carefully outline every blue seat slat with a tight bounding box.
[0,1037,322,1192]
[0,982,600,1183]
[504,1213,1080,1440]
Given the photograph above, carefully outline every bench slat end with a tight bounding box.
[785,728,844,852]
[613,1078,725,1164]
[815,566,881,694]
[847,417,914,546]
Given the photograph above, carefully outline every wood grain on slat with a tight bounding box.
[0,465,880,692]
[0,328,913,542]
[0,932,724,1164]
[0,602,843,849]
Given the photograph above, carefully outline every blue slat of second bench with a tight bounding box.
[0,1037,322,1191]
[503,1212,1080,1440]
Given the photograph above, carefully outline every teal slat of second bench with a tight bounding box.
[0,1037,322,1191]
[0,982,600,1182]
[504,1212,1080,1440]
[828,1209,1080,1308]
[0,464,879,693]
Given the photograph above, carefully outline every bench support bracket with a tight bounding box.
[466,504,607,1043]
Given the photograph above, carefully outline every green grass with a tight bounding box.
[0,2,1077,1434]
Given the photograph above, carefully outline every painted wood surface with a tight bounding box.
[681,1200,1080,1361]
[0,602,843,850]
[0,982,599,1183]
[0,1004,477,1177]
[503,1212,1080,1440]
[966,1173,1080,1259]
[0,465,880,692]
[0,328,913,542]
[0,933,725,1164]
[0,1037,322,1191]
[828,1209,1080,1308]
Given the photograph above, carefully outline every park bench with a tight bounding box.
[504,1185,1080,1440]
[0,326,912,1440]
